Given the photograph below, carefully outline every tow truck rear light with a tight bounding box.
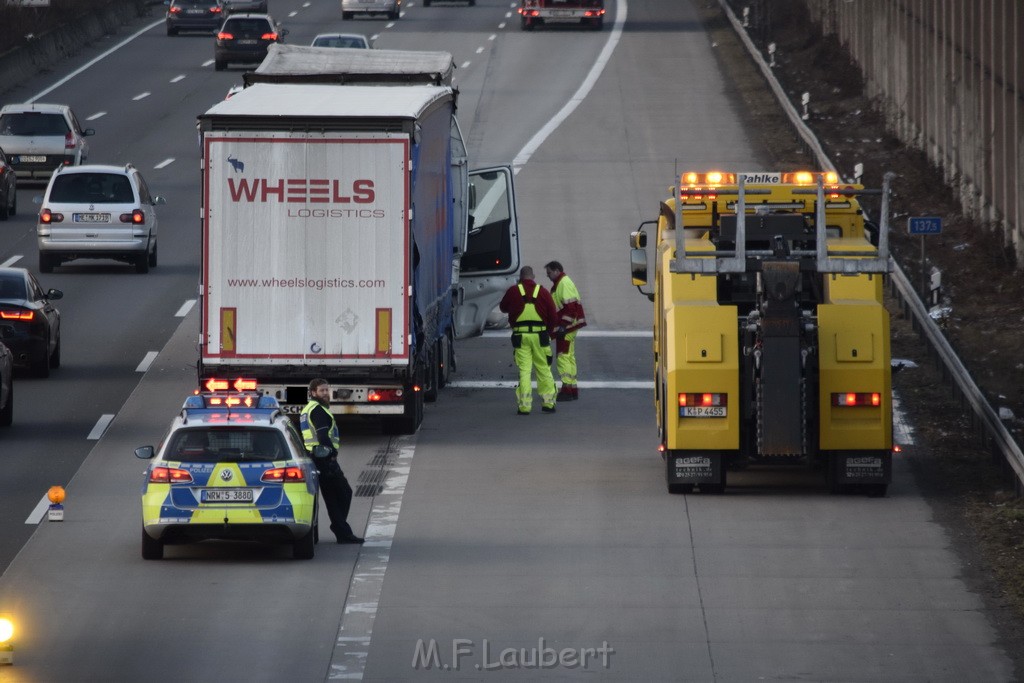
[678,393,727,407]
[40,208,63,224]
[150,466,194,484]
[261,467,305,483]
[0,310,34,321]
[368,388,405,402]
[119,209,144,224]
[679,171,736,201]
[831,392,881,407]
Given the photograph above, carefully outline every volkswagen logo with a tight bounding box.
[220,469,233,482]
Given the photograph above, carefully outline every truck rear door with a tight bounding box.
[453,165,521,339]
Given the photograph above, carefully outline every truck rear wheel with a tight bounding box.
[424,344,440,403]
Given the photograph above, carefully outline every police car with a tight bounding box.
[135,380,319,560]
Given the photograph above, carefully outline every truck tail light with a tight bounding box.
[368,388,404,402]
[261,467,305,483]
[119,209,145,224]
[678,393,727,407]
[150,466,194,483]
[832,392,881,407]
[0,309,34,321]
[40,209,64,224]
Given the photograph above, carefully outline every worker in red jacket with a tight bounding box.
[545,261,587,401]
[499,266,560,414]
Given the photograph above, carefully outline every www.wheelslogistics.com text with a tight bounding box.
[411,638,614,672]
[226,277,387,290]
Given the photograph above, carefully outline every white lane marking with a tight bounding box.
[170,74,186,83]
[303,1,311,5]
[28,18,164,102]
[449,380,652,389]
[87,414,115,441]
[136,351,159,373]
[203,59,215,67]
[132,92,151,101]
[475,46,485,54]
[154,158,175,169]
[488,33,497,40]
[504,12,512,18]
[371,33,380,41]
[25,496,51,525]
[86,111,106,121]
[461,61,471,69]
[175,299,196,317]
[1,255,22,267]
[386,21,396,27]
[480,328,651,337]
[288,10,297,16]
[328,438,416,680]
[513,0,627,173]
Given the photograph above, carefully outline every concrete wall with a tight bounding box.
[802,0,1023,266]
[0,0,154,99]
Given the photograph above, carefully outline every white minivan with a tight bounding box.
[341,0,400,21]
[36,164,164,274]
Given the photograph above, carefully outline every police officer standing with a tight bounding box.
[300,378,364,544]
[499,266,560,415]
[544,261,587,401]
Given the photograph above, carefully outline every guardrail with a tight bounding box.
[716,0,1024,495]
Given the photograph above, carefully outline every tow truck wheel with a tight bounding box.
[668,483,693,495]
[141,529,164,560]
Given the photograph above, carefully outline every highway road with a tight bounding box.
[0,0,1019,680]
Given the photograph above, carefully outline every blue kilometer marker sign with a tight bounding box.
[907,216,943,235]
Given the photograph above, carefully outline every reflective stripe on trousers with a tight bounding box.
[514,332,555,412]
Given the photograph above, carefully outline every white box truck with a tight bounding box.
[197,76,520,433]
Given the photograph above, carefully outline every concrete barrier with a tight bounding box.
[0,0,156,99]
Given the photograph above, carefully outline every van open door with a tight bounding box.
[453,165,521,339]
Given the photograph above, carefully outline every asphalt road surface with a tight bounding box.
[0,0,1017,680]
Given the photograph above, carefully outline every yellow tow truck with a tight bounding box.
[629,171,895,496]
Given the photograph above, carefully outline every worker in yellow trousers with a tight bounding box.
[499,266,560,414]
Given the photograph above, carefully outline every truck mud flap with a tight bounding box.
[666,451,726,492]
[829,451,892,488]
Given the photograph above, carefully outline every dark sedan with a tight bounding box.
[214,14,286,70]
[0,267,62,377]
[0,341,12,426]
[0,148,16,221]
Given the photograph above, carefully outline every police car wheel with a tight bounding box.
[293,526,315,560]
[141,528,164,560]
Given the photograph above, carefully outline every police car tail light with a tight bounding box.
[831,392,881,407]
[678,393,727,407]
[40,208,64,224]
[261,467,305,483]
[150,466,194,484]
[0,309,34,321]
[368,388,404,402]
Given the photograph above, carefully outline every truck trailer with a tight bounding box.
[198,76,520,434]
[629,171,895,495]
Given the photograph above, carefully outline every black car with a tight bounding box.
[214,14,286,70]
[0,148,16,221]
[166,0,225,35]
[0,341,12,426]
[0,267,62,378]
